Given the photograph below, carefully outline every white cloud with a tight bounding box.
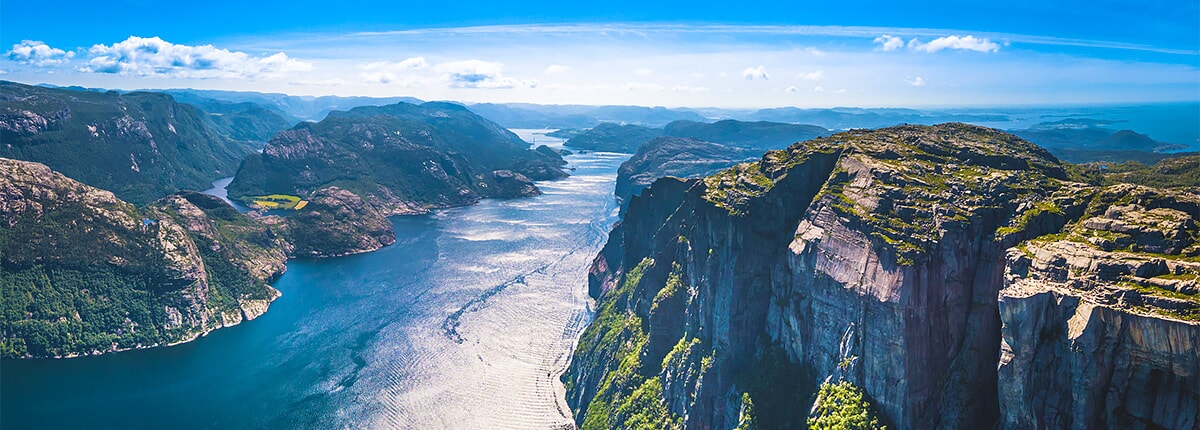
[873,35,905,51]
[544,64,571,74]
[805,47,825,56]
[785,86,799,92]
[81,36,311,78]
[437,59,536,89]
[907,76,927,86]
[813,86,826,92]
[623,82,665,92]
[743,65,769,80]
[908,35,1000,53]
[634,68,654,76]
[798,70,824,81]
[6,40,75,67]
[360,57,429,84]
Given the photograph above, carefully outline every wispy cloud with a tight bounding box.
[437,59,535,89]
[340,23,1196,56]
[873,35,904,51]
[359,57,428,84]
[743,65,769,80]
[6,40,74,67]
[906,76,927,86]
[81,36,311,78]
[798,70,824,81]
[907,35,1000,53]
[544,64,571,74]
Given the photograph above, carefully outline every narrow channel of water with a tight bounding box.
[2,132,626,429]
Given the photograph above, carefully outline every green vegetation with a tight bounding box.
[227,101,567,208]
[574,258,684,430]
[996,200,1065,236]
[247,194,308,210]
[0,81,259,205]
[808,381,888,430]
[735,392,758,430]
[0,164,285,358]
[1068,155,1200,189]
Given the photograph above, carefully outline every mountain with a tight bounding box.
[0,81,259,205]
[161,89,422,122]
[0,158,289,358]
[226,102,568,215]
[564,123,1198,429]
[1011,120,1187,164]
[747,107,1009,130]
[662,119,829,151]
[594,120,830,201]
[164,93,295,143]
[614,137,759,203]
[278,186,397,258]
[565,120,830,155]
[564,123,664,152]
[468,103,709,129]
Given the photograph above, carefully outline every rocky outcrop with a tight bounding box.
[565,123,1200,429]
[998,186,1200,429]
[0,158,288,358]
[280,186,397,258]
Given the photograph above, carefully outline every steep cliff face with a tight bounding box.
[0,158,288,358]
[565,124,1200,429]
[998,186,1199,430]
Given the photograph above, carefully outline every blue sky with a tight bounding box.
[2,0,1197,107]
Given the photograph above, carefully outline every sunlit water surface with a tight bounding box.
[2,131,626,429]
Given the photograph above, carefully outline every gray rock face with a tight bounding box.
[998,291,1199,430]
[565,124,1200,429]
[998,186,1200,430]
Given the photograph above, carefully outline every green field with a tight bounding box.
[248,194,308,210]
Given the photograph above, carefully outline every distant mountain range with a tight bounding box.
[39,84,1192,151]
[562,119,831,201]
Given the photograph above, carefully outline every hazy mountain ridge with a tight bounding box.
[566,119,832,202]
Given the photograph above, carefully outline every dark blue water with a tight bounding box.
[1,145,627,429]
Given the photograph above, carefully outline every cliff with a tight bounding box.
[0,158,288,358]
[227,101,566,216]
[565,123,1199,429]
[0,81,260,205]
